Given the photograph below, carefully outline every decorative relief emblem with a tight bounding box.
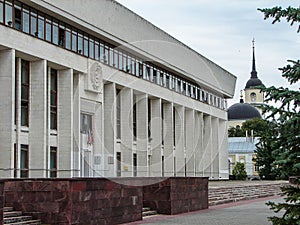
[86,61,103,93]
[90,63,102,91]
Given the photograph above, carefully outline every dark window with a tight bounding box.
[133,94,137,141]
[133,153,137,177]
[148,99,151,139]
[59,27,65,47]
[80,113,92,134]
[50,146,57,177]
[21,59,29,127]
[89,38,95,59]
[117,152,121,177]
[95,40,99,60]
[14,144,17,178]
[83,33,88,56]
[14,6,21,30]
[71,29,77,52]
[77,31,83,54]
[52,19,59,44]
[116,88,121,139]
[50,69,57,130]
[20,144,28,178]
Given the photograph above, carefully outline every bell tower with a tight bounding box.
[244,39,264,114]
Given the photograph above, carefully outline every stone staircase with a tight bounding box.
[3,207,41,225]
[208,181,286,206]
[142,207,158,218]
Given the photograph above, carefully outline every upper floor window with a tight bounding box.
[50,69,57,130]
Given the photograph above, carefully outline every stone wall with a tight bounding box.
[1,177,208,224]
[143,177,208,215]
[3,178,143,225]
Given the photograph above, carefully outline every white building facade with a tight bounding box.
[0,0,236,179]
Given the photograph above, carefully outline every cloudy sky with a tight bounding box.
[116,0,299,106]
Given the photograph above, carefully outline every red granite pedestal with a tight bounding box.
[0,177,208,224]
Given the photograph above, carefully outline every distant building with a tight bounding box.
[228,137,259,178]
[0,0,236,179]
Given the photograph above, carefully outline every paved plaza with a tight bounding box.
[127,196,283,225]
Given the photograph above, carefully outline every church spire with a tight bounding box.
[251,38,258,79]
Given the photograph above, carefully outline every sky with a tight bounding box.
[116,0,299,106]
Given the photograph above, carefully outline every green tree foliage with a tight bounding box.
[267,178,300,225]
[258,5,300,225]
[232,162,247,180]
[228,118,268,137]
[258,6,300,180]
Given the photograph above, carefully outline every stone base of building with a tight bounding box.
[0,177,208,225]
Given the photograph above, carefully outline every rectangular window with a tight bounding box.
[133,94,137,141]
[52,20,59,45]
[113,49,118,68]
[104,46,109,64]
[45,16,51,42]
[109,47,114,67]
[117,152,121,177]
[22,6,29,33]
[71,30,77,52]
[148,99,151,139]
[65,27,71,49]
[133,153,137,177]
[80,113,92,134]
[100,43,104,63]
[59,27,65,47]
[116,88,121,139]
[14,144,17,178]
[95,40,99,60]
[0,1,3,23]
[14,6,21,30]
[118,51,123,70]
[77,32,83,54]
[20,144,28,178]
[50,146,57,177]
[89,38,95,59]
[83,34,88,56]
[21,59,29,127]
[37,14,44,39]
[30,9,37,36]
[5,0,12,26]
[50,69,57,130]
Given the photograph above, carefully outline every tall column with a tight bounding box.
[211,117,219,179]
[58,69,73,178]
[0,49,15,178]
[219,119,229,179]
[203,115,212,177]
[175,106,185,176]
[136,94,148,177]
[185,109,195,176]
[93,102,102,177]
[29,60,47,177]
[163,102,173,177]
[121,88,133,177]
[72,73,81,177]
[103,83,115,177]
[150,98,162,176]
[195,112,204,176]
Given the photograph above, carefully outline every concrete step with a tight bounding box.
[142,210,158,217]
[3,207,41,225]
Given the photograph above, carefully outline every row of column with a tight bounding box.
[0,49,79,178]
[103,82,228,178]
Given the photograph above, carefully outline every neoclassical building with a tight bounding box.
[0,0,236,179]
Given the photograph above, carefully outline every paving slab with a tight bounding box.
[126,196,284,225]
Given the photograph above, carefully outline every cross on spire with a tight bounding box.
[251,38,258,79]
